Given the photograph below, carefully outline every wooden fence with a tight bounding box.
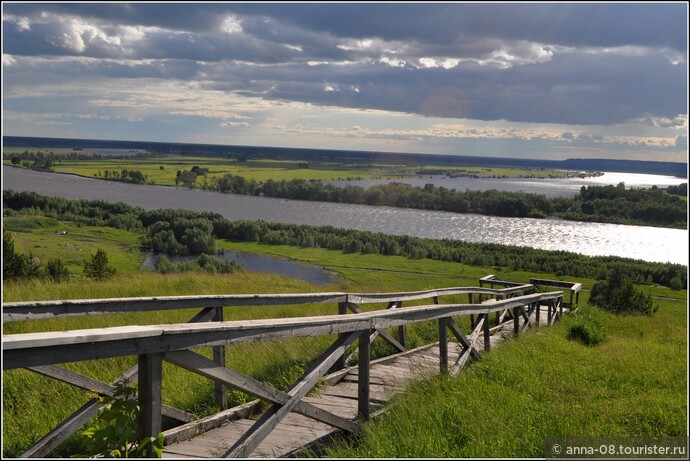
[3,282,569,458]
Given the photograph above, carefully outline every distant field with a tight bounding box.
[3,216,144,276]
[3,152,585,186]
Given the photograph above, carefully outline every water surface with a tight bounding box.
[3,167,687,265]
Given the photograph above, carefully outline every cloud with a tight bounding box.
[2,3,687,163]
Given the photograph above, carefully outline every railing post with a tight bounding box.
[397,301,406,348]
[513,306,520,336]
[137,352,162,454]
[358,329,371,421]
[212,307,228,411]
[336,302,348,370]
[536,299,541,325]
[482,313,491,352]
[439,317,448,373]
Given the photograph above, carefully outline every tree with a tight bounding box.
[46,258,70,282]
[3,232,41,280]
[84,249,116,280]
[589,266,657,315]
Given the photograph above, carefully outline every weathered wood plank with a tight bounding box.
[358,329,371,421]
[163,400,261,445]
[3,293,349,322]
[222,331,360,457]
[164,350,358,433]
[4,292,565,365]
[137,353,163,450]
[20,398,99,458]
[28,364,194,423]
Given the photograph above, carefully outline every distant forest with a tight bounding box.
[4,190,686,290]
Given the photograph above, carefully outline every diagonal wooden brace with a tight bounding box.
[221,330,360,458]
[164,349,359,435]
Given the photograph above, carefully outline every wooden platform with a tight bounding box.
[162,307,556,458]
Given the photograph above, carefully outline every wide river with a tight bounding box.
[2,167,687,265]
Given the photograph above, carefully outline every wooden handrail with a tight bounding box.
[2,285,533,322]
[3,291,562,370]
[3,281,559,458]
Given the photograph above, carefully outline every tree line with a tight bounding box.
[198,174,686,228]
[3,190,686,289]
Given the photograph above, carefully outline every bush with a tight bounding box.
[567,309,608,346]
[83,249,117,280]
[669,276,682,291]
[589,266,658,315]
[46,258,70,282]
[3,232,41,280]
[80,383,163,458]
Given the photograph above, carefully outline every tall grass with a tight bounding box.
[3,231,686,457]
[325,301,687,458]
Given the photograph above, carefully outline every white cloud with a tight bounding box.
[220,121,250,128]
[221,15,242,34]
[3,54,17,66]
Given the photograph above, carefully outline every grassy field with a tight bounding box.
[3,215,145,276]
[2,219,687,457]
[325,299,687,457]
[3,153,585,186]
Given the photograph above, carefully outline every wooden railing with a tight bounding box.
[3,282,568,458]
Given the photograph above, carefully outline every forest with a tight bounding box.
[197,174,686,228]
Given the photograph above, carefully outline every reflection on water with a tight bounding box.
[140,251,341,286]
[3,167,687,265]
[325,172,687,199]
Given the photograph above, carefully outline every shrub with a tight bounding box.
[567,309,608,346]
[83,249,117,280]
[3,232,41,280]
[669,276,682,291]
[45,258,70,282]
[80,383,164,458]
[589,266,657,315]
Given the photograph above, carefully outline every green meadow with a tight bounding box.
[2,217,687,457]
[4,152,583,187]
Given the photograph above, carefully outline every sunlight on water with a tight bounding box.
[4,167,687,265]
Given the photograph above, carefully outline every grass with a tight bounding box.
[325,301,687,458]
[3,216,144,276]
[2,220,687,457]
[4,154,585,188]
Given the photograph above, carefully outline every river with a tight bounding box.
[2,167,687,265]
[325,172,687,198]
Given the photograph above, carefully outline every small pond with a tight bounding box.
[141,251,341,286]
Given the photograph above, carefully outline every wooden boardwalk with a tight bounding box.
[163,343,462,458]
[162,306,553,458]
[4,278,579,458]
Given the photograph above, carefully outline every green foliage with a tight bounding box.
[3,232,41,280]
[669,276,683,291]
[80,383,164,458]
[83,249,117,280]
[45,258,70,282]
[154,254,242,274]
[589,266,658,315]
[566,308,608,346]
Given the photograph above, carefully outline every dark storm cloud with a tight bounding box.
[216,3,688,51]
[3,2,687,127]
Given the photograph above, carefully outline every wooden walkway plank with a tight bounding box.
[162,303,569,459]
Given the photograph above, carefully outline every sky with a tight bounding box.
[2,2,688,162]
